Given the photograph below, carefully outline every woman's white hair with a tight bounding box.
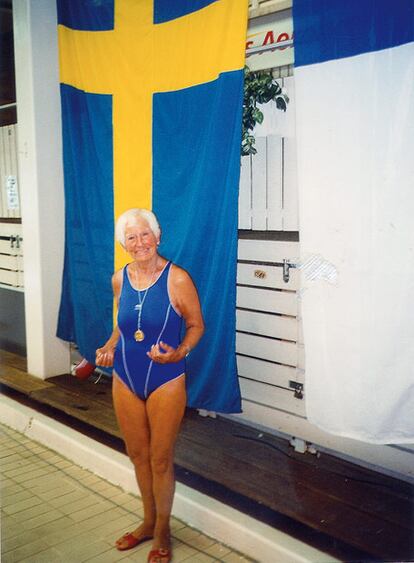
[115,208,161,248]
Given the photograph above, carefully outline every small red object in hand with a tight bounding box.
[75,359,95,380]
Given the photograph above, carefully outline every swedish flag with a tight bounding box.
[56,0,247,413]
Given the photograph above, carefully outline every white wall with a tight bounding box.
[13,0,70,377]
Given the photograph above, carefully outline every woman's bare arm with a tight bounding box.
[96,270,122,367]
[148,265,204,363]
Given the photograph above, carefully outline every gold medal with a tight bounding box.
[133,263,157,345]
[134,329,145,342]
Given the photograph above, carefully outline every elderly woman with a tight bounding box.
[96,208,204,563]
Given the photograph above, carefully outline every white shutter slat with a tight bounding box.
[237,262,298,290]
[0,223,22,237]
[238,239,299,263]
[237,309,297,341]
[0,224,24,288]
[237,355,303,388]
[0,255,20,270]
[0,269,20,286]
[236,332,297,366]
[238,155,252,229]
[267,135,283,230]
[0,239,17,255]
[240,377,306,417]
[237,285,297,316]
[251,137,267,230]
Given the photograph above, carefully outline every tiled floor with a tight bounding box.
[0,424,254,563]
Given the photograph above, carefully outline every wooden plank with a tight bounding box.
[267,134,283,230]
[0,269,20,286]
[183,412,413,507]
[48,373,113,408]
[0,239,17,255]
[0,236,23,256]
[0,368,52,394]
[0,351,119,437]
[237,354,303,387]
[190,415,414,533]
[236,285,297,315]
[251,136,267,230]
[0,349,27,372]
[0,222,22,236]
[240,376,305,416]
[237,262,298,290]
[238,155,252,229]
[30,385,120,438]
[0,351,48,395]
[236,401,414,482]
[236,332,297,366]
[0,254,19,271]
[177,416,413,560]
[238,238,299,263]
[236,309,297,341]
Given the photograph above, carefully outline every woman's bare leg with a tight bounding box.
[146,375,186,555]
[112,374,156,546]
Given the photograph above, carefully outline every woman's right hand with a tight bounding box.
[95,345,115,367]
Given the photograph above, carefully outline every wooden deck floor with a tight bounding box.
[1,349,413,562]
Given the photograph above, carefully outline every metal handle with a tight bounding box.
[283,259,297,283]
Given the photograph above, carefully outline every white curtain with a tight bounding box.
[294,1,414,443]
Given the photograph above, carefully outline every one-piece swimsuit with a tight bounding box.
[113,261,185,399]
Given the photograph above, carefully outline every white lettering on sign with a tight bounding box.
[246,11,293,71]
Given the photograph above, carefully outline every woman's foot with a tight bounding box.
[147,547,171,563]
[147,532,171,562]
[115,523,154,551]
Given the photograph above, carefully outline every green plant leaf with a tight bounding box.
[241,66,289,155]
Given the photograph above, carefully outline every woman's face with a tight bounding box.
[124,218,159,263]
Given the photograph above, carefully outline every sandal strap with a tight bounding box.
[116,532,153,551]
[147,548,172,562]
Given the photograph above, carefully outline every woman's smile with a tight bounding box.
[124,218,159,262]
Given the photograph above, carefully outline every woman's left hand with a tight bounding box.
[147,341,184,364]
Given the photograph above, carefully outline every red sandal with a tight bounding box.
[115,531,153,551]
[147,547,172,562]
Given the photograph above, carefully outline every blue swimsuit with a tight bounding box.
[113,261,185,399]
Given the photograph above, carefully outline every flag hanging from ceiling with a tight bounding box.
[56,0,248,413]
[294,0,414,442]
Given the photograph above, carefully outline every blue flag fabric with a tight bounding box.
[56,0,247,412]
[153,71,244,412]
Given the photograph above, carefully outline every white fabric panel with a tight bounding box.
[296,42,414,443]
